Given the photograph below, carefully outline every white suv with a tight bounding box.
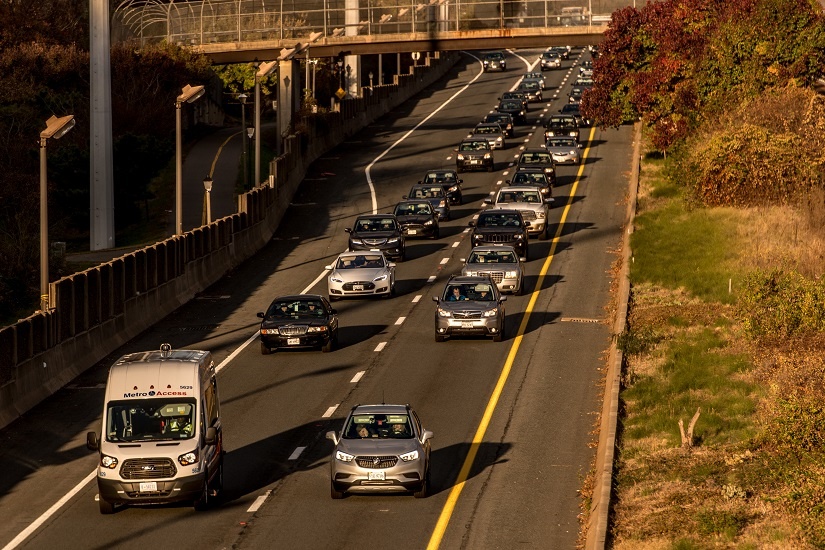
[485,186,552,240]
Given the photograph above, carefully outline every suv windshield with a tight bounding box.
[344,413,414,439]
[106,399,197,442]
[477,212,522,227]
[468,250,517,264]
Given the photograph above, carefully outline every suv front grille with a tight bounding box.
[356,455,399,468]
[121,458,177,480]
[363,238,388,246]
[279,325,307,336]
[453,311,483,319]
[484,234,516,243]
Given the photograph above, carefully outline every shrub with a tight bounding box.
[738,269,825,338]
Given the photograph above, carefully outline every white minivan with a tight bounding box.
[86,343,223,514]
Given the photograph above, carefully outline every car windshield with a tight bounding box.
[335,254,385,270]
[395,202,432,216]
[498,190,541,203]
[267,299,328,317]
[443,283,494,301]
[520,81,539,90]
[423,172,455,183]
[355,218,396,231]
[499,101,521,110]
[459,142,488,152]
[105,399,196,442]
[477,213,522,227]
[475,126,499,134]
[411,186,445,198]
[520,153,552,164]
[548,138,576,147]
[344,413,414,439]
[485,115,509,125]
[468,250,517,264]
[513,173,546,184]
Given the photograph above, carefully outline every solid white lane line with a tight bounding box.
[322,405,339,418]
[412,295,422,303]
[395,317,406,325]
[288,447,306,461]
[374,342,387,352]
[247,491,271,512]
[2,470,97,550]
[351,371,366,383]
[216,331,260,374]
[301,269,329,295]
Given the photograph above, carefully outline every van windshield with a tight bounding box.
[105,398,197,442]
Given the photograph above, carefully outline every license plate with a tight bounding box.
[287,338,300,345]
[368,471,385,480]
[461,321,474,328]
[470,160,479,164]
[139,482,157,492]
[408,229,417,235]
[352,284,364,291]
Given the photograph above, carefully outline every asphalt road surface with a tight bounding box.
[0,47,633,550]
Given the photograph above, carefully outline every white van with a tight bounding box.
[86,343,223,514]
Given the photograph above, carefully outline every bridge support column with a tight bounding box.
[345,0,362,98]
[278,59,299,149]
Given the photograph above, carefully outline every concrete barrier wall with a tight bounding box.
[0,52,459,429]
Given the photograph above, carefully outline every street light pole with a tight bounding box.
[175,84,205,235]
[239,93,248,189]
[255,60,279,185]
[39,114,75,311]
[203,175,213,224]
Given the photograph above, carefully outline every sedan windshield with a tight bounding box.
[395,203,432,216]
[336,254,385,269]
[267,299,327,317]
[355,218,396,231]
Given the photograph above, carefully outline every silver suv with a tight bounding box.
[433,275,507,342]
[326,404,433,498]
[486,185,551,240]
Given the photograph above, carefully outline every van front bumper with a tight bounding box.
[97,472,204,505]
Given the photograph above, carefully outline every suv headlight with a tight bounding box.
[457,153,465,160]
[307,326,328,333]
[483,308,500,317]
[484,153,492,159]
[537,211,546,219]
[399,450,419,462]
[437,307,452,318]
[464,270,477,276]
[505,270,518,278]
[335,450,355,462]
[178,449,198,466]
[100,454,118,469]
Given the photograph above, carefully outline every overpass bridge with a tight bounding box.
[113,0,611,64]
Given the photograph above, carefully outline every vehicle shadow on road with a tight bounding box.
[428,441,514,497]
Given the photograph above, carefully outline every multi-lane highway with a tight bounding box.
[0,47,633,550]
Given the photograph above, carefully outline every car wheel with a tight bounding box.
[260,342,271,355]
[322,337,334,353]
[515,280,523,296]
[435,333,446,343]
[457,194,463,205]
[399,249,406,262]
[331,482,345,500]
[98,496,115,515]
[328,295,339,302]
[413,469,430,499]
[540,227,549,241]
[193,476,210,511]
[432,226,440,239]
[487,165,493,173]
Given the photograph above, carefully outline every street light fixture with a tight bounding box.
[175,84,205,235]
[202,174,213,224]
[369,71,374,90]
[39,114,75,311]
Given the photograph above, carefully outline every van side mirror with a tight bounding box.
[325,430,339,445]
[86,431,99,451]
[204,426,218,445]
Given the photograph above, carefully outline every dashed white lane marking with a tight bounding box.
[463,228,471,233]
[374,342,387,352]
[472,214,479,219]
[412,295,423,303]
[452,242,460,248]
[427,275,437,282]
[440,258,449,265]
[395,317,406,325]
[247,491,271,513]
[322,404,339,418]
[288,447,307,461]
[351,370,366,383]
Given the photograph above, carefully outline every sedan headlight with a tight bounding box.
[495,137,503,143]
[448,185,459,192]
[399,450,419,462]
[100,454,118,469]
[484,153,492,159]
[483,308,500,318]
[457,153,465,160]
[519,110,525,116]
[373,274,388,282]
[330,276,344,284]
[570,150,577,155]
[261,328,279,335]
[386,237,399,244]
[178,449,198,466]
[307,326,328,333]
[464,270,477,276]
[438,200,446,207]
[350,238,363,245]
[335,450,355,462]
[437,307,452,318]
[424,219,434,226]
[505,270,518,278]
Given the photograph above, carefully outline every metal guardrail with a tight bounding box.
[113,0,609,48]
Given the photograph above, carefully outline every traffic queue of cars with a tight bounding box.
[255,47,592,500]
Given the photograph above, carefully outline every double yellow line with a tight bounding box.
[426,126,597,549]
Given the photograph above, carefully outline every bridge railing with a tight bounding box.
[113,0,608,47]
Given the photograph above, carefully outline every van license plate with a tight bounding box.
[139,482,157,492]
[287,338,300,345]
[368,471,385,480]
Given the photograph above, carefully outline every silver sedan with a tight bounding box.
[461,245,525,295]
[544,137,582,165]
[326,251,396,300]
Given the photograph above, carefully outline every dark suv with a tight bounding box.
[544,114,580,142]
[345,214,405,261]
[469,209,530,260]
[455,139,494,173]
[516,148,557,186]
[482,51,507,71]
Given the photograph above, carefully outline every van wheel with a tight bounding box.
[193,476,210,511]
[331,482,345,500]
[98,497,115,515]
[260,342,271,355]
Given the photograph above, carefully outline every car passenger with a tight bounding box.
[392,423,409,437]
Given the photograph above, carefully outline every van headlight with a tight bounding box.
[100,454,118,469]
[399,450,419,462]
[178,450,198,466]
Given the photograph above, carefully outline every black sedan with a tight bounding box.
[497,99,527,125]
[393,200,440,239]
[419,169,463,205]
[257,295,339,354]
[346,214,405,260]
